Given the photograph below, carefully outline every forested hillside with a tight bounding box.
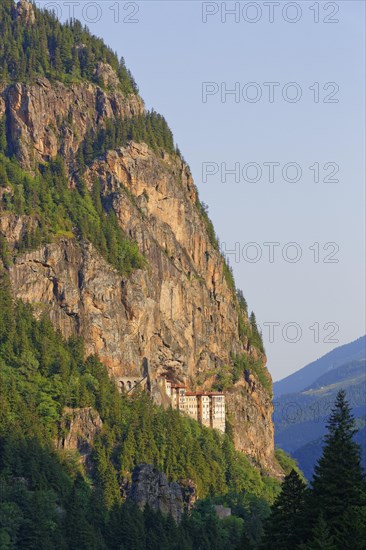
[0,0,275,474]
[0,0,136,92]
[0,268,279,547]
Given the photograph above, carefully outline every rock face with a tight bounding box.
[226,380,275,467]
[1,77,143,171]
[0,63,281,474]
[15,0,35,25]
[56,407,102,459]
[214,505,231,519]
[128,464,196,523]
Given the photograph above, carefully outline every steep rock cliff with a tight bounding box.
[0,76,143,171]
[56,407,102,459]
[0,0,281,476]
[127,464,196,523]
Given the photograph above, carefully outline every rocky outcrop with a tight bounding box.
[56,407,102,458]
[93,62,121,90]
[1,62,281,473]
[7,140,252,380]
[226,378,276,469]
[214,505,231,519]
[0,213,37,248]
[15,0,35,25]
[128,464,196,523]
[1,77,143,170]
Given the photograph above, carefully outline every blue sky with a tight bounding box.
[50,0,365,380]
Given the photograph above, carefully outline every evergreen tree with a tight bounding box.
[0,117,7,154]
[300,514,337,550]
[237,289,248,314]
[236,526,253,549]
[64,475,98,550]
[249,311,264,353]
[0,0,136,93]
[308,390,366,544]
[262,469,307,549]
[249,311,257,330]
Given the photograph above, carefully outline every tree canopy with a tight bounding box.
[0,0,137,93]
[262,390,366,549]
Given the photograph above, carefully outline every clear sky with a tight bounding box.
[50,0,365,381]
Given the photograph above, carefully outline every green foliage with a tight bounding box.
[194,200,240,300]
[194,200,265,360]
[0,271,118,440]
[300,514,338,550]
[249,311,264,353]
[264,391,366,549]
[109,390,278,503]
[196,200,219,251]
[211,353,271,397]
[236,289,248,314]
[77,110,179,165]
[222,260,236,294]
[211,365,236,391]
[275,448,306,482]
[0,277,280,547]
[262,469,308,549]
[0,154,145,275]
[0,0,136,93]
[307,390,366,546]
[0,117,7,155]
[237,354,271,394]
[237,288,249,340]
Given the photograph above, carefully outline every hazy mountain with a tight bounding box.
[274,346,366,479]
[274,335,366,397]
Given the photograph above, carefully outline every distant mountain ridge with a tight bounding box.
[274,335,366,397]
[273,338,366,479]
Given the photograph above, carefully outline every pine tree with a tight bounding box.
[249,311,257,330]
[0,116,7,154]
[65,475,98,550]
[308,390,366,543]
[236,526,253,549]
[249,311,264,353]
[262,469,307,549]
[299,514,337,550]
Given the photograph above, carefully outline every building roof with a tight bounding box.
[163,381,225,396]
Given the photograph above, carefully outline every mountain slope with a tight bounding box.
[274,355,366,479]
[274,335,366,397]
[0,0,280,476]
[0,271,281,547]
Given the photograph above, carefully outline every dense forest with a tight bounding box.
[0,269,280,548]
[0,0,137,93]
